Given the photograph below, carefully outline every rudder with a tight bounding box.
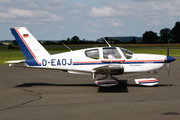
[10,27,50,66]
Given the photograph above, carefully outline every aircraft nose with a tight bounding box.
[166,56,176,63]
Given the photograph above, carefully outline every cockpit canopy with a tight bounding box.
[84,47,134,60]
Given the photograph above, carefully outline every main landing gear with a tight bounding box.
[95,72,159,87]
[95,70,118,87]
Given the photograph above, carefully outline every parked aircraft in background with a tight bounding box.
[5,27,176,87]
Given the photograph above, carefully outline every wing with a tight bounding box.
[66,64,124,77]
[93,64,124,75]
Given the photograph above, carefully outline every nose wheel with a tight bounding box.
[134,72,159,86]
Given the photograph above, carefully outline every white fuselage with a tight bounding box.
[30,47,166,75]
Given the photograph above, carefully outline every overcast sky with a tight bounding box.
[0,0,180,40]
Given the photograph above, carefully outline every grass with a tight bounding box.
[129,49,180,56]
[0,52,25,65]
[1,45,180,65]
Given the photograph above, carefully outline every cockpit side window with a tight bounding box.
[120,48,133,59]
[103,48,121,59]
[85,49,99,59]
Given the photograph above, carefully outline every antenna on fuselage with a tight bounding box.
[103,38,111,47]
[62,43,72,51]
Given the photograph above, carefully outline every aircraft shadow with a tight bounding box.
[15,80,170,93]
[98,82,170,93]
[15,83,96,87]
[98,80,128,93]
[15,80,129,93]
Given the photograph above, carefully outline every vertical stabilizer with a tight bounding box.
[10,27,50,66]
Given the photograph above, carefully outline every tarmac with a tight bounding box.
[0,61,180,120]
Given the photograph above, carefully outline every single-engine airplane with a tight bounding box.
[5,27,176,87]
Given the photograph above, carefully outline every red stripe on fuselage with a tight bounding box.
[125,60,165,62]
[73,61,101,64]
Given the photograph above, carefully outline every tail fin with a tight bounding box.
[10,27,50,66]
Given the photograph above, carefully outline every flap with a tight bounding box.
[93,64,123,70]
[101,59,125,63]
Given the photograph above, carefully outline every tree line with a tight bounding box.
[142,21,180,44]
[5,21,180,47]
[42,21,180,45]
[41,36,96,45]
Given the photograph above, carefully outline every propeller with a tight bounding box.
[166,39,176,78]
[167,39,170,77]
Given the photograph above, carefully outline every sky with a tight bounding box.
[0,0,180,41]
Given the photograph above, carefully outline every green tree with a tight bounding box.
[159,28,172,43]
[67,38,70,42]
[171,21,180,43]
[131,37,136,44]
[13,40,18,46]
[71,36,80,42]
[142,31,159,44]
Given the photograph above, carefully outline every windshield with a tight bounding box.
[103,47,121,59]
[120,47,133,59]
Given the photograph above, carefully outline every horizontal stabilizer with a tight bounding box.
[5,60,26,64]
[4,60,27,67]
